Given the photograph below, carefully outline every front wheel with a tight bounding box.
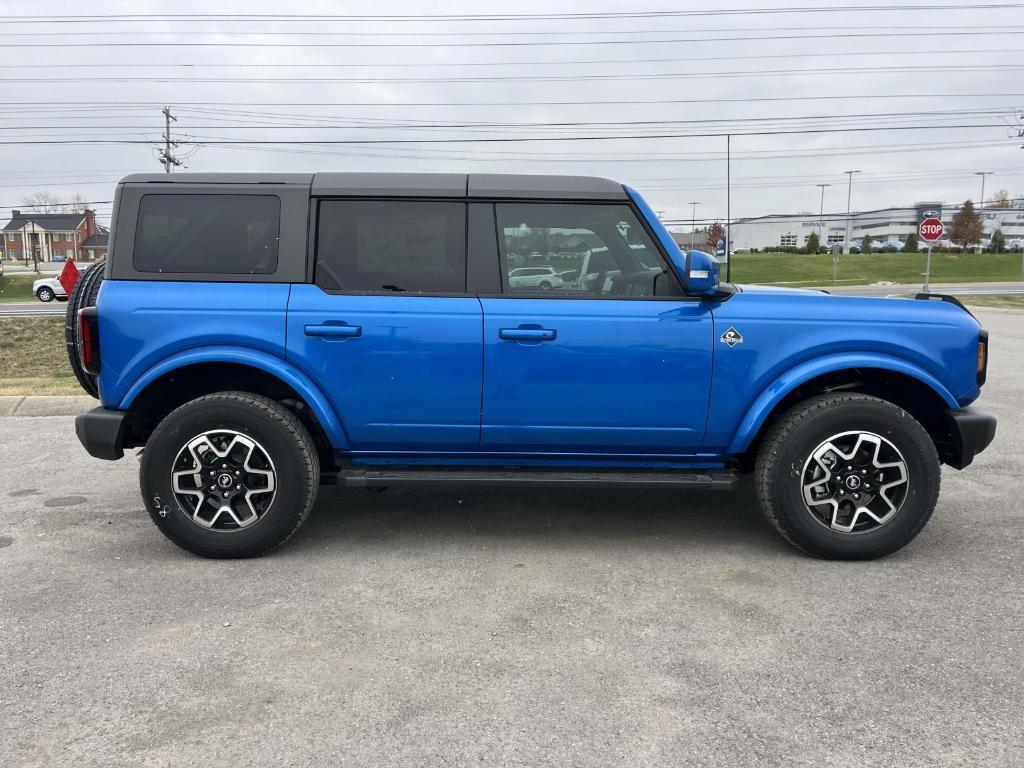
[755,393,940,560]
[140,392,320,558]
[36,286,54,302]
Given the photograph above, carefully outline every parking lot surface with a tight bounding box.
[1,309,1021,767]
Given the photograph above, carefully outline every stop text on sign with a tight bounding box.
[919,217,944,242]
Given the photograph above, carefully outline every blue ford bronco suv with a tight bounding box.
[70,173,995,560]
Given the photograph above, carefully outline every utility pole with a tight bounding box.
[29,220,39,274]
[688,201,700,250]
[816,183,831,244]
[974,171,992,253]
[160,106,182,173]
[843,170,860,255]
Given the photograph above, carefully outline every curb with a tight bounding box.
[0,395,96,417]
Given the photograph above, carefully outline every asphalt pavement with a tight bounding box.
[0,310,1021,767]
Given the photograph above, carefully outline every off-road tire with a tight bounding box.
[755,393,940,560]
[64,260,106,398]
[140,392,320,558]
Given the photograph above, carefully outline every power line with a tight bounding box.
[1,48,1015,70]
[0,122,1006,146]
[5,165,1021,188]
[0,107,1012,132]
[189,137,1013,164]
[5,5,1022,22]
[5,24,1023,39]
[4,63,1019,84]
[3,94,1020,109]
[6,30,1024,48]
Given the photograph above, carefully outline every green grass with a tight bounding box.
[0,274,41,302]
[0,316,79,395]
[960,294,1024,310]
[730,251,1024,286]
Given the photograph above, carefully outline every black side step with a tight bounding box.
[332,468,738,490]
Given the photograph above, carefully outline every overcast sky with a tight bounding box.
[1,0,1021,227]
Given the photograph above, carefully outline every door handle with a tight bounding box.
[305,323,362,338]
[498,327,557,342]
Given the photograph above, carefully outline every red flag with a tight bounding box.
[58,258,81,296]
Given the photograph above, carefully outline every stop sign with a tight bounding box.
[919,217,944,242]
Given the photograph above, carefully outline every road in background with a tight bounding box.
[0,302,66,317]
[824,280,1024,297]
[0,310,1020,766]
[0,303,66,318]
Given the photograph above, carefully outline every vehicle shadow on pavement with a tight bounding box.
[290,479,790,556]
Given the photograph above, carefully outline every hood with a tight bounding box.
[734,283,827,295]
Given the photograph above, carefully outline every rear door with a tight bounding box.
[287,199,482,452]
[479,202,714,455]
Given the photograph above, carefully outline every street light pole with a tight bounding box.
[688,201,701,249]
[816,183,831,244]
[843,170,860,255]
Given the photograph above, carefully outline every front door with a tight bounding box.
[480,202,714,455]
[288,199,482,452]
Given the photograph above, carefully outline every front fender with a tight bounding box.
[118,345,350,450]
[726,352,959,454]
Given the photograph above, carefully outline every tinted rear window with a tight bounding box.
[315,200,466,293]
[133,194,280,274]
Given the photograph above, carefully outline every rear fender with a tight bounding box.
[726,352,959,454]
[119,346,350,450]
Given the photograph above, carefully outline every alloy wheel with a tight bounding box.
[801,430,909,534]
[170,429,277,530]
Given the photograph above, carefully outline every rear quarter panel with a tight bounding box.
[704,290,982,452]
[96,280,290,407]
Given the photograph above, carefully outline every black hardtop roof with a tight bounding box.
[119,172,627,200]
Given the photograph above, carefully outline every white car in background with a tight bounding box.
[33,276,67,302]
[508,266,566,290]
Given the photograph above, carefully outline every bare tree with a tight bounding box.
[21,191,65,213]
[986,189,1011,209]
[20,191,90,213]
[64,193,90,213]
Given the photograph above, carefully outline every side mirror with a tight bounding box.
[671,249,721,296]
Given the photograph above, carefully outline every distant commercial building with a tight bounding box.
[726,203,1024,252]
[1,209,108,262]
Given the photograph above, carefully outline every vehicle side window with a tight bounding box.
[315,200,466,293]
[133,194,280,274]
[495,203,676,297]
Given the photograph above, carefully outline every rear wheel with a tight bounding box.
[140,392,320,558]
[755,393,940,560]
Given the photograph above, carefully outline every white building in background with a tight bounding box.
[726,203,1024,252]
